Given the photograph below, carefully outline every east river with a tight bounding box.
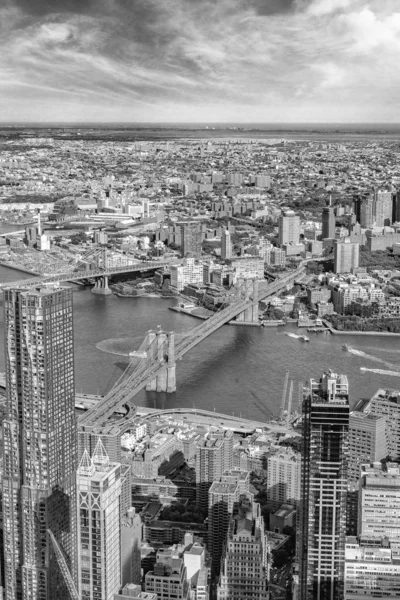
[1,237,400,420]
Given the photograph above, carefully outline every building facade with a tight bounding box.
[334,239,360,274]
[299,371,350,600]
[278,210,300,246]
[2,287,77,600]
[77,441,122,600]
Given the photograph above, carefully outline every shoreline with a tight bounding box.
[323,320,400,337]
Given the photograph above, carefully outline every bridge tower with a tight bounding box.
[91,275,112,295]
[235,278,259,323]
[145,328,176,393]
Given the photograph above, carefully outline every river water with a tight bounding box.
[0,224,399,419]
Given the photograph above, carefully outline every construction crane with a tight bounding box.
[286,380,294,424]
[280,370,289,419]
[47,529,80,600]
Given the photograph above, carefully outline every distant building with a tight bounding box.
[360,191,393,228]
[322,206,335,240]
[254,174,271,188]
[180,222,203,258]
[334,238,359,274]
[278,210,300,246]
[217,496,269,600]
[221,229,232,261]
[227,256,264,279]
[170,259,204,292]
[299,371,349,600]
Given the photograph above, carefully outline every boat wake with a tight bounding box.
[347,346,400,370]
[360,367,400,377]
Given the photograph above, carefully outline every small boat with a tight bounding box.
[299,335,310,342]
[342,344,349,351]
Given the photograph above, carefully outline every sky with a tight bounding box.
[1,0,400,123]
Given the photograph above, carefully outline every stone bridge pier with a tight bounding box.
[91,275,112,295]
[145,329,176,393]
[235,278,259,323]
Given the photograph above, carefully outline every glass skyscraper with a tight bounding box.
[2,287,77,599]
[299,370,349,600]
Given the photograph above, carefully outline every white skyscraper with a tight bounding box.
[77,439,122,600]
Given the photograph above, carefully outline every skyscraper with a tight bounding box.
[278,210,300,246]
[77,440,122,600]
[196,431,233,509]
[217,496,269,600]
[221,229,232,260]
[299,370,349,600]
[208,480,240,578]
[2,287,77,600]
[322,206,335,240]
[334,238,359,274]
[180,222,203,258]
[360,190,393,228]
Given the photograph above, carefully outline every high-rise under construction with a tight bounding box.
[2,287,77,600]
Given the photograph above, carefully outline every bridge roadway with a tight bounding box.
[79,265,305,428]
[0,259,181,290]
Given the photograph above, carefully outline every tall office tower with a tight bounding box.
[2,287,77,600]
[347,412,388,535]
[196,431,233,509]
[208,480,240,578]
[266,447,301,510]
[322,206,335,240]
[375,190,393,227]
[217,496,269,600]
[361,190,393,228]
[278,210,300,246]
[299,370,350,600]
[334,238,360,274]
[180,222,203,258]
[393,191,400,224]
[358,462,400,541]
[77,440,122,600]
[221,229,232,260]
[363,388,400,460]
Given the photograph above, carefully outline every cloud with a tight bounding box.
[0,0,399,122]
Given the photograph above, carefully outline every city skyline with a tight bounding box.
[1,0,400,123]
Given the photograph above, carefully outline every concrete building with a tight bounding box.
[170,259,204,292]
[121,508,142,587]
[358,462,400,541]
[344,537,400,600]
[360,191,393,228]
[322,206,335,240]
[145,548,190,600]
[77,440,122,600]
[270,504,296,533]
[278,210,300,246]
[180,222,203,258]
[217,496,269,600]
[114,584,156,600]
[347,412,388,535]
[363,388,400,460]
[208,481,240,578]
[226,256,265,280]
[334,238,360,274]
[196,431,233,509]
[221,229,232,260]
[299,371,350,600]
[266,447,301,509]
[2,287,77,600]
